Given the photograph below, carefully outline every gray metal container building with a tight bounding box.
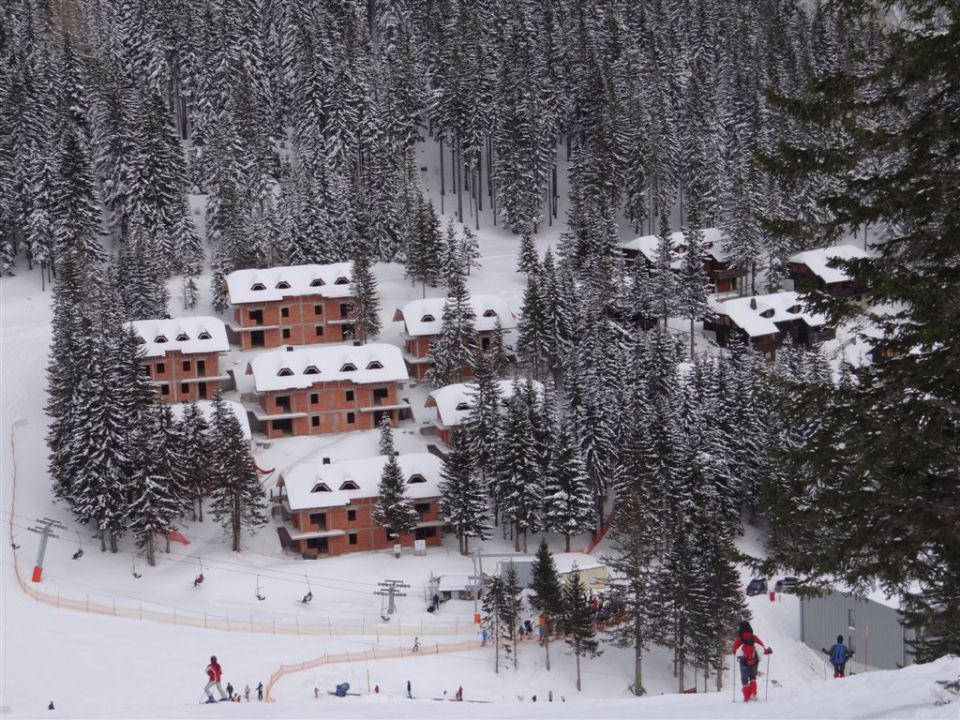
[800,590,914,671]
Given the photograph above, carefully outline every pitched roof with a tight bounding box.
[787,244,869,284]
[709,291,827,338]
[426,380,542,428]
[127,317,229,358]
[621,227,731,267]
[248,343,408,392]
[169,399,252,441]
[225,262,355,305]
[393,295,516,337]
[281,452,442,510]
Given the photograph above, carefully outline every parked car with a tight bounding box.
[746,578,768,596]
[775,576,800,593]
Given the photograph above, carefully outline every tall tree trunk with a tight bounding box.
[576,651,581,691]
[690,316,696,360]
[110,533,118,553]
[544,624,551,671]
[633,623,644,695]
[565,533,571,552]
[232,496,241,552]
[439,139,445,215]
[456,138,463,223]
[146,535,156,566]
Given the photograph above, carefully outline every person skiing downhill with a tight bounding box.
[732,620,772,702]
[204,656,228,703]
[824,635,854,677]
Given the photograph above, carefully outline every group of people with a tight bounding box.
[732,621,855,703]
[203,656,263,704]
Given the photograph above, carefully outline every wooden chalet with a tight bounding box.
[620,227,746,293]
[787,244,869,297]
[705,291,833,356]
[225,263,360,350]
[128,317,230,403]
[276,453,444,557]
[246,344,409,438]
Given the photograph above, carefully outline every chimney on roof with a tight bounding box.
[322,457,331,465]
[749,297,757,310]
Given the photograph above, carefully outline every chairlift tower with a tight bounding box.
[27,517,66,582]
[374,579,409,618]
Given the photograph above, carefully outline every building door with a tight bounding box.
[197,359,206,375]
[306,537,329,554]
[251,330,265,347]
[198,382,208,399]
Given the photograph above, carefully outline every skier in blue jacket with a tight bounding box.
[824,635,854,677]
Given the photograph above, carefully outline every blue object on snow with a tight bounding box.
[334,683,350,698]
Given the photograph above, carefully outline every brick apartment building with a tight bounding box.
[426,379,541,446]
[246,343,409,438]
[276,453,444,556]
[225,263,360,350]
[128,317,230,403]
[393,295,516,380]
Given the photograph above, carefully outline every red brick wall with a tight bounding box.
[261,380,400,438]
[293,497,442,556]
[143,351,226,403]
[234,296,356,350]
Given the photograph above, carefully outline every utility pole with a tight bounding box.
[374,579,409,618]
[27,518,65,582]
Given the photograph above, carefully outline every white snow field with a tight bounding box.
[1,138,955,718]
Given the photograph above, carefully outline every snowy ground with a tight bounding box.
[0,136,951,718]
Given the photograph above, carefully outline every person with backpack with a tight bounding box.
[204,656,228,703]
[824,635,854,677]
[256,682,264,701]
[732,620,772,702]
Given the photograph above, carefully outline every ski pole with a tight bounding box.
[732,655,736,703]
[765,652,771,701]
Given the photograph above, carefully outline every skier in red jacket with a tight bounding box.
[204,655,228,703]
[732,621,772,702]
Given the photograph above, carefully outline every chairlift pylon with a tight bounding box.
[256,574,266,601]
[131,553,142,579]
[300,574,312,604]
[72,531,84,560]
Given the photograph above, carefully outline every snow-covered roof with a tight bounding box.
[169,400,252,441]
[426,380,542,428]
[248,344,409,393]
[281,452,442,510]
[225,262,355,305]
[394,295,516,337]
[621,227,731,267]
[709,292,828,338]
[438,573,479,592]
[127,317,229,358]
[788,244,868,285]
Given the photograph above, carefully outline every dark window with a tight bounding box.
[310,393,319,404]
[310,484,331,493]
[198,331,212,340]
[340,363,357,372]
[282,328,291,339]
[182,360,191,372]
[197,360,206,375]
[276,281,291,289]
[311,416,320,427]
[348,533,358,545]
[314,304,324,315]
[414,503,430,517]
[181,383,189,394]
[345,390,355,402]
[482,309,498,318]
[340,481,359,490]
[420,314,435,323]
[415,527,438,540]
[759,308,775,319]
[366,361,383,370]
[277,367,294,377]
[481,336,491,350]
[306,537,329,553]
[176,332,189,342]
[251,283,266,291]
[347,509,357,522]
[276,396,291,412]
[340,302,354,317]
[373,387,388,404]
[334,276,350,285]
[156,362,165,374]
[309,278,325,287]
[408,474,427,484]
[281,307,290,318]
[154,335,168,343]
[160,384,170,396]
[249,309,263,325]
[304,366,320,375]
[141,365,151,377]
[455,401,470,411]
[346,412,356,424]
[315,325,325,337]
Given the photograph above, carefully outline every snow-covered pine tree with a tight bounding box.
[464,347,503,479]
[516,270,548,380]
[438,428,490,554]
[500,563,522,670]
[678,205,712,359]
[53,127,105,264]
[441,218,464,287]
[529,538,562,671]
[561,566,601,691]
[649,212,680,327]
[488,317,510,376]
[128,403,185,566]
[178,399,212,521]
[404,195,443,297]
[208,392,268,552]
[378,413,394,456]
[460,225,481,275]
[491,386,542,552]
[372,450,420,544]
[517,233,539,276]
[482,574,507,674]
[350,253,382,343]
[543,413,594,552]
[426,268,476,388]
